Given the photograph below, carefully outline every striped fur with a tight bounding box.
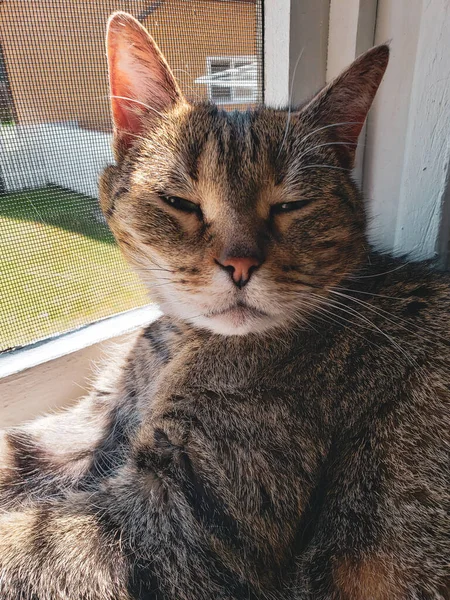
[0,14,449,600]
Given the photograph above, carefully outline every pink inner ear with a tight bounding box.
[106,12,183,147]
[109,45,143,136]
[303,45,389,159]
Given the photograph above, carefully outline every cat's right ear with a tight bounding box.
[106,12,184,156]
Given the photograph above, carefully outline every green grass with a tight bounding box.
[0,185,149,351]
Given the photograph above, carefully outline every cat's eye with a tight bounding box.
[162,195,201,216]
[270,199,312,215]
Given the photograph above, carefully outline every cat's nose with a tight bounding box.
[216,256,262,288]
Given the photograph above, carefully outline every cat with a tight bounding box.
[0,10,449,600]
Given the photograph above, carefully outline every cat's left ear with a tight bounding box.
[106,12,184,156]
[301,44,389,167]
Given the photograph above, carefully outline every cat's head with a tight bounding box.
[100,12,388,336]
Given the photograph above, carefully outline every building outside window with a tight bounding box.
[195,56,258,105]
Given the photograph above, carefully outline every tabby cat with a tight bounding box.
[0,12,448,600]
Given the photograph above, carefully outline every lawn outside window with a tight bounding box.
[0,185,148,352]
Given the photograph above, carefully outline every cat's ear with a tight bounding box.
[302,44,389,166]
[106,12,184,154]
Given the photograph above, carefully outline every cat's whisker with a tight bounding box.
[170,69,199,97]
[142,282,174,290]
[329,289,450,345]
[349,261,412,279]
[138,265,174,276]
[132,251,175,273]
[311,293,417,366]
[300,296,375,334]
[287,303,328,337]
[140,268,174,273]
[277,47,305,158]
[296,141,358,163]
[334,286,406,301]
[299,121,365,147]
[297,164,352,173]
[109,95,169,120]
[291,299,384,350]
[115,128,150,143]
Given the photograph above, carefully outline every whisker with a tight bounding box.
[143,282,175,290]
[171,68,200,97]
[109,95,168,120]
[307,296,375,333]
[277,47,305,158]
[140,268,174,273]
[297,164,352,173]
[350,262,412,279]
[311,293,417,366]
[330,289,450,346]
[274,277,323,290]
[296,141,358,163]
[299,121,364,147]
[115,128,149,143]
[334,286,406,301]
[292,297,384,350]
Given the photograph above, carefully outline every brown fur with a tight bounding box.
[332,556,406,600]
[0,12,448,600]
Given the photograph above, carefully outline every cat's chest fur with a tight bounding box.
[120,319,330,566]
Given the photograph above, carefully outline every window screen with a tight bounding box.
[0,0,264,352]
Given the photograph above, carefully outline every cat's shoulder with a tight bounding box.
[360,254,450,311]
[361,255,450,343]
[133,315,188,364]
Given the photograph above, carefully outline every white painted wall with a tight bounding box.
[264,0,329,108]
[327,0,377,82]
[393,0,450,259]
[363,0,422,251]
[363,0,450,261]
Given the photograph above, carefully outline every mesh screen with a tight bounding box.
[0,0,263,352]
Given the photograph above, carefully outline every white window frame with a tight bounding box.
[197,55,258,105]
[2,0,450,420]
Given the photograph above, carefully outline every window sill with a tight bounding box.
[0,304,162,380]
[0,305,162,427]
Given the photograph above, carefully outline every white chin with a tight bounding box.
[190,307,277,336]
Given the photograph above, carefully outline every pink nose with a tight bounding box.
[217,256,261,288]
